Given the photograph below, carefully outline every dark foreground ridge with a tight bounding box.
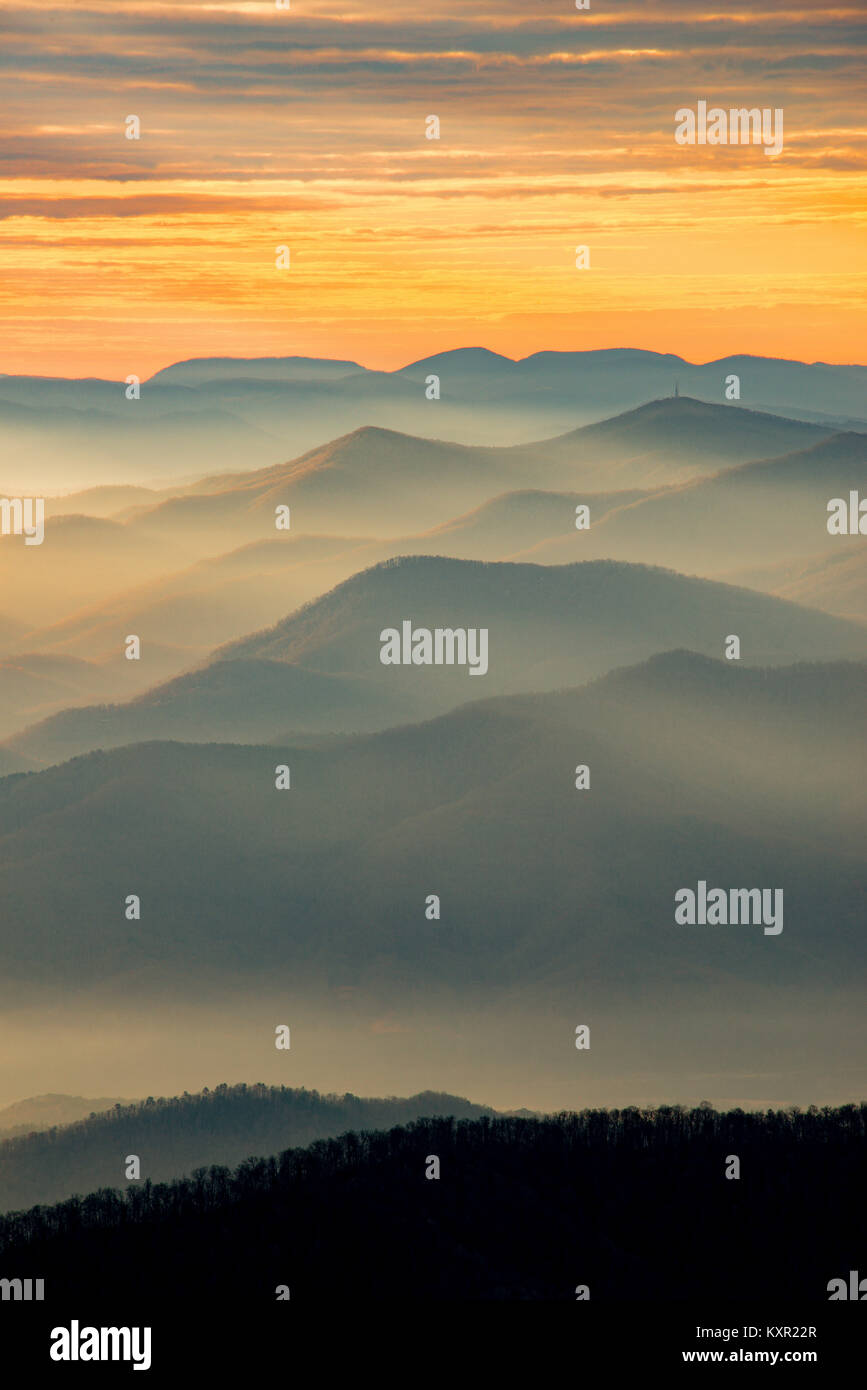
[1,1104,864,1302]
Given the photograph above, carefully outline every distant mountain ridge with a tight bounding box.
[0,1083,494,1213]
[517,429,867,573]
[5,556,865,765]
[147,356,365,385]
[114,398,840,530]
[0,650,863,1002]
[1,395,864,745]
[3,349,866,490]
[0,1093,135,1138]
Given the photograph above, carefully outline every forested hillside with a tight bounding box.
[0,1083,492,1213]
[1,1105,863,1301]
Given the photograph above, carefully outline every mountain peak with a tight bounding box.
[147,355,365,386]
[398,346,517,375]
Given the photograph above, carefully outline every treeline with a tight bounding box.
[0,1104,864,1301]
[0,1082,492,1213]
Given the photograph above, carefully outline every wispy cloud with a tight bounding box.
[0,0,863,372]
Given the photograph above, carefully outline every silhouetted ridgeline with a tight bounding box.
[0,1105,864,1301]
[0,1084,493,1214]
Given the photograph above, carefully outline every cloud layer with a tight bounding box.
[1,0,864,372]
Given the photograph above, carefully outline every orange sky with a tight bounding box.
[1,0,865,376]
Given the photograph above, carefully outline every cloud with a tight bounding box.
[0,0,863,370]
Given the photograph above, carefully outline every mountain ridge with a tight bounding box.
[6,556,864,765]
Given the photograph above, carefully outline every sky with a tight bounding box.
[0,0,865,377]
